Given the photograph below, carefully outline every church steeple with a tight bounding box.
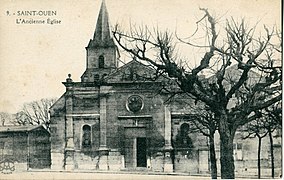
[94,0,110,42]
[88,0,115,47]
[82,0,118,83]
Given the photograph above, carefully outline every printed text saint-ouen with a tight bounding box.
[17,11,57,16]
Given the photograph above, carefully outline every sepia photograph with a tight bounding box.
[0,0,282,179]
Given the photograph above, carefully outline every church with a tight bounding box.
[49,0,208,172]
[49,0,281,176]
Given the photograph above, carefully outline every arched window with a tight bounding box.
[98,55,105,68]
[82,125,91,149]
[180,123,189,138]
[176,123,193,149]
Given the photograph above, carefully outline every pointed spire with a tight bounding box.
[91,0,114,47]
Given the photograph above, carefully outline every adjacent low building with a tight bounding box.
[0,125,51,172]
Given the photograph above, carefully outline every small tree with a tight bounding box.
[15,98,57,130]
[190,109,218,179]
[243,106,280,179]
[243,118,269,179]
[264,102,282,178]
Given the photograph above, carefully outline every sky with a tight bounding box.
[0,0,281,113]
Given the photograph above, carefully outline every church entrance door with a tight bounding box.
[136,137,147,167]
[124,127,146,169]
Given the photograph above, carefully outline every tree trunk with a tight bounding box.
[218,114,235,179]
[268,128,274,178]
[209,133,217,179]
[257,134,261,179]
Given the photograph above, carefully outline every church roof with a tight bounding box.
[104,59,170,84]
[87,0,115,47]
[0,125,46,133]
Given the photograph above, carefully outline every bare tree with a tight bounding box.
[113,8,281,179]
[263,102,282,178]
[243,118,269,179]
[15,98,57,130]
[243,105,280,178]
[166,93,218,179]
[0,112,13,126]
[190,109,218,179]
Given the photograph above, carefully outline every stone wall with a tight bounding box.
[87,47,117,69]
[29,129,51,169]
[50,95,66,170]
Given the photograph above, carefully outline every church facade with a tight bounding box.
[49,0,281,176]
[49,0,208,172]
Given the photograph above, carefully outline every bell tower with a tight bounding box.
[81,0,118,82]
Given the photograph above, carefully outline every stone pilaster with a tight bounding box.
[65,149,75,171]
[98,86,109,170]
[51,151,65,170]
[100,95,107,147]
[65,115,74,149]
[163,106,173,172]
[98,147,109,170]
[63,74,75,170]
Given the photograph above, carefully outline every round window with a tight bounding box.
[126,95,143,113]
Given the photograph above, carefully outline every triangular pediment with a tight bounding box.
[105,60,164,83]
